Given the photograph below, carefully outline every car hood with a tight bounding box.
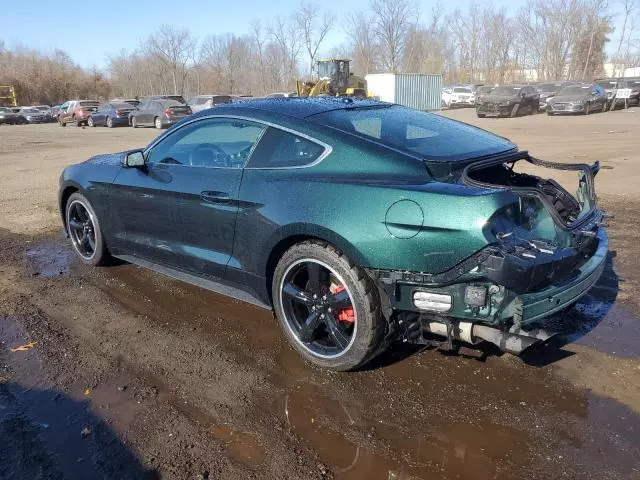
[551,94,587,103]
[483,95,516,103]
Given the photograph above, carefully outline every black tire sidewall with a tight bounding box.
[272,242,382,371]
[65,192,108,266]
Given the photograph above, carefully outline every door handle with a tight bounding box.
[201,191,230,204]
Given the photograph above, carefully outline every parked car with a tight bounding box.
[0,106,20,124]
[474,85,494,104]
[17,107,49,123]
[58,100,100,127]
[59,97,607,371]
[476,85,540,118]
[536,81,575,110]
[29,105,56,122]
[188,95,233,113]
[140,95,187,105]
[129,99,192,129]
[88,102,136,128]
[547,83,608,115]
[612,78,640,107]
[442,86,474,108]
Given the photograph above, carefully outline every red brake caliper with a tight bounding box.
[329,285,355,324]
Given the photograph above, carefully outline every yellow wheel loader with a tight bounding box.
[296,59,367,98]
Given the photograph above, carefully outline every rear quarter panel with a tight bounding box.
[233,116,519,285]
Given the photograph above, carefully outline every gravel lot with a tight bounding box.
[1,108,640,479]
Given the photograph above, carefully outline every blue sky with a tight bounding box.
[2,0,625,69]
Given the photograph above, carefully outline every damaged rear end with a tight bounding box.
[378,152,609,354]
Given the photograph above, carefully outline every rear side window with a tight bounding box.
[249,127,326,168]
[310,105,514,162]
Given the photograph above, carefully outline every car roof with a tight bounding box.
[200,97,386,119]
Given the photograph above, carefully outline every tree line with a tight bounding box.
[1,0,639,105]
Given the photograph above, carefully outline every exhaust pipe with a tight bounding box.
[424,321,554,355]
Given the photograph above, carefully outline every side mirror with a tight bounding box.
[124,150,145,168]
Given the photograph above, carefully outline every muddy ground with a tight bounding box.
[1,109,639,479]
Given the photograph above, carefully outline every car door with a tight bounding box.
[111,116,266,278]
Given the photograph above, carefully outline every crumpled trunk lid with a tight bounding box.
[461,151,600,230]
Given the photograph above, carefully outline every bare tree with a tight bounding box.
[294,1,333,76]
[268,15,303,88]
[345,12,378,75]
[146,25,195,94]
[371,0,417,72]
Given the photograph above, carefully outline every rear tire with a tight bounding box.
[106,117,114,128]
[476,112,486,118]
[73,115,81,127]
[272,240,386,371]
[510,103,519,118]
[131,116,138,128]
[87,117,95,127]
[585,103,591,115]
[58,117,65,127]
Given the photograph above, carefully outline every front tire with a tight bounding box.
[510,103,519,118]
[131,116,138,128]
[585,103,591,115]
[106,117,114,128]
[65,192,110,266]
[154,117,163,129]
[272,241,385,371]
[87,117,95,127]
[476,112,486,118]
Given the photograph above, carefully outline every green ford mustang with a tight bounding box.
[59,97,608,370]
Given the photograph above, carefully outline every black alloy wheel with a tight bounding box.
[67,200,96,260]
[280,259,356,358]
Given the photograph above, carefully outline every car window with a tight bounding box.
[146,118,265,168]
[352,117,382,138]
[311,105,514,162]
[249,127,325,168]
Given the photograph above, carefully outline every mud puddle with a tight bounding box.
[0,315,154,479]
[281,382,528,480]
[24,239,74,278]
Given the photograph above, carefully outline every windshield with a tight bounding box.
[311,105,514,162]
[453,87,471,93]
[558,86,590,96]
[490,86,521,96]
[537,83,563,93]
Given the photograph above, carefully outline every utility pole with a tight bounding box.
[582,29,595,80]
